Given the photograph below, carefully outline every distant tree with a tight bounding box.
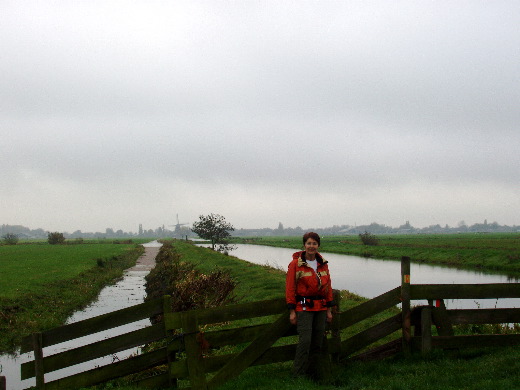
[2,233,19,245]
[48,232,66,245]
[359,231,379,246]
[192,213,235,251]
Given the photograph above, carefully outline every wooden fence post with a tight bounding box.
[401,256,411,355]
[431,299,454,337]
[162,295,177,388]
[32,332,45,389]
[330,289,341,363]
[420,306,432,355]
[207,312,292,390]
[181,311,208,390]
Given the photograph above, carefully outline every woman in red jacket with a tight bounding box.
[286,232,334,377]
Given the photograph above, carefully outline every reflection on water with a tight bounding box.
[0,241,161,390]
[206,244,520,309]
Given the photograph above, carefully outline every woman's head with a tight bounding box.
[302,231,320,247]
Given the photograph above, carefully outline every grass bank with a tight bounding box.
[0,240,145,353]
[129,240,518,390]
[232,233,520,275]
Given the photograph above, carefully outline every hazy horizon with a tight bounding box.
[2,217,516,236]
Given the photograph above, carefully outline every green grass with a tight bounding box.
[0,241,145,353]
[171,240,287,302]
[98,347,520,390]
[208,347,520,390]
[232,233,520,275]
[103,240,519,390]
[8,239,515,389]
[0,242,144,298]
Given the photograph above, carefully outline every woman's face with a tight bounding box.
[304,238,319,255]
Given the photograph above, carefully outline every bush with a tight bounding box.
[2,233,19,245]
[145,242,237,320]
[48,232,66,245]
[359,230,379,246]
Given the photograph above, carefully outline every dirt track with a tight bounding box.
[128,246,160,272]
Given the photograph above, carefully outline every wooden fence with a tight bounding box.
[19,256,520,390]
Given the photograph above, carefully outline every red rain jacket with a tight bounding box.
[286,250,334,312]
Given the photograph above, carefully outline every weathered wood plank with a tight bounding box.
[401,256,411,355]
[181,311,208,390]
[205,324,273,347]
[432,300,454,337]
[21,298,164,353]
[42,348,167,390]
[330,290,342,362]
[162,295,177,388]
[207,313,292,390]
[21,323,165,379]
[169,343,298,379]
[204,344,297,375]
[164,299,286,331]
[339,287,401,329]
[431,334,520,349]
[340,313,402,358]
[410,284,520,300]
[446,308,520,325]
[204,323,297,348]
[165,299,287,330]
[246,343,296,366]
[164,311,183,330]
[420,306,432,355]
[347,339,402,362]
[32,333,44,388]
[131,372,170,388]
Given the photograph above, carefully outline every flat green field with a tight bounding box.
[0,243,140,298]
[0,241,145,352]
[233,233,520,275]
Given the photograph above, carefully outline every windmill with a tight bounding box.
[169,214,189,236]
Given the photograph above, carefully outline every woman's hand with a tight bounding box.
[289,310,297,325]
[326,308,333,323]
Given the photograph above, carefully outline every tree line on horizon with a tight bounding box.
[2,219,519,241]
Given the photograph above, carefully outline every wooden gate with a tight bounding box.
[20,292,341,389]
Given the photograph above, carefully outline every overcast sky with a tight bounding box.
[1,1,519,233]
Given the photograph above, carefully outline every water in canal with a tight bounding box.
[223,244,520,309]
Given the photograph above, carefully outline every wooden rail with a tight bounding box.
[20,292,338,389]
[403,256,520,356]
[20,256,520,389]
